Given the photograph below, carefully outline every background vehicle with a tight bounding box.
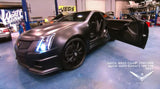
[0,23,12,41]
[15,11,148,75]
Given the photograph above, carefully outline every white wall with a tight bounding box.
[26,0,76,19]
[58,0,75,6]
[106,0,115,12]
[77,0,86,12]
[26,0,55,19]
[79,0,115,13]
[115,0,129,17]
[86,0,106,12]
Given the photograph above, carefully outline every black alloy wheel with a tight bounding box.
[62,38,87,70]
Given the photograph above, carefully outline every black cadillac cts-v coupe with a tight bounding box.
[15,11,149,75]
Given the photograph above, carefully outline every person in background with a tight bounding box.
[19,21,26,34]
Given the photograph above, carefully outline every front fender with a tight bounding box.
[53,23,89,55]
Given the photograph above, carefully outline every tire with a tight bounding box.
[62,38,87,70]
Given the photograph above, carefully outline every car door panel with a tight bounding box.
[89,12,105,40]
[106,18,148,49]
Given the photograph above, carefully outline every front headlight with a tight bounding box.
[36,33,56,53]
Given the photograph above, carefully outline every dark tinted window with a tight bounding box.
[59,11,90,22]
[89,12,103,23]
[0,24,5,27]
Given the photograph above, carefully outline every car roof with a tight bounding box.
[76,10,104,14]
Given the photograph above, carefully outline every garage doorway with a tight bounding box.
[86,0,105,12]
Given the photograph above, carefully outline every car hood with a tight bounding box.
[21,22,81,38]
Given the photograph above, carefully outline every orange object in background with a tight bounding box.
[146,21,151,27]
[50,21,54,24]
[103,14,107,18]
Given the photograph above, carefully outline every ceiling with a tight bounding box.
[0,2,22,9]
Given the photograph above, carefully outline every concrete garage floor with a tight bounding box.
[0,27,160,89]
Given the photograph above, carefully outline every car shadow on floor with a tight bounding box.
[0,38,12,43]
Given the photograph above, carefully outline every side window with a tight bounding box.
[96,12,103,24]
[95,13,104,31]
[89,13,97,24]
[89,12,104,32]
[89,12,103,24]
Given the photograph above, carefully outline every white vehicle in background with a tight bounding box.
[0,23,12,41]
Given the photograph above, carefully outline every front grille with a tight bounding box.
[18,57,26,64]
[17,40,32,49]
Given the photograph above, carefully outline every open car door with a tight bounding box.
[106,15,149,49]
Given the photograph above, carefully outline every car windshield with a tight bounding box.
[58,11,90,22]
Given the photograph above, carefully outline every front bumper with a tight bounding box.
[15,41,62,75]
[17,56,60,75]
